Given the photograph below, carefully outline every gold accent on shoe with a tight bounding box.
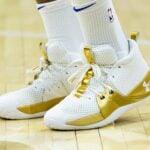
[74,69,94,98]
[84,47,95,64]
[67,72,150,126]
[131,32,140,41]
[39,42,49,64]
[74,47,94,98]
[17,97,65,114]
[98,71,150,119]
[67,113,104,126]
[26,43,51,85]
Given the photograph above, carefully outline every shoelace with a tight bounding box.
[26,57,50,83]
[71,63,121,99]
[26,57,61,91]
[86,65,114,99]
[26,43,83,95]
[71,31,139,99]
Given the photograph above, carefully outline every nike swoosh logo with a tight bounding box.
[67,71,150,126]
[17,97,65,114]
[73,2,96,12]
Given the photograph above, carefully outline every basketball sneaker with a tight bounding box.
[44,33,150,130]
[0,42,83,119]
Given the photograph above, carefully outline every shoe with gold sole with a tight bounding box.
[0,42,82,119]
[44,33,150,130]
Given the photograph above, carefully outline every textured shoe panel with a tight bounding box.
[0,62,82,119]
[57,93,99,115]
[44,38,150,130]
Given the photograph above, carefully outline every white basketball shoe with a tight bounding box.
[0,42,83,119]
[44,33,150,130]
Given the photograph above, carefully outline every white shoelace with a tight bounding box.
[27,57,82,92]
[70,63,121,99]
[26,57,61,90]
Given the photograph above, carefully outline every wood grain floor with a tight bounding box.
[0,0,150,150]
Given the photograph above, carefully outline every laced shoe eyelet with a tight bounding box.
[109,90,114,95]
[100,95,105,100]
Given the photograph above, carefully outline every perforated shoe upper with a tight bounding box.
[0,42,83,119]
[44,39,150,130]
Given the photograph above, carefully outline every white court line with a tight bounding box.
[0,30,150,46]
[138,40,150,46]
[0,31,46,39]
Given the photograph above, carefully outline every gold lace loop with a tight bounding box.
[131,32,140,41]
[39,42,50,65]
[75,69,94,98]
[26,43,50,85]
[74,47,94,98]
[84,47,95,64]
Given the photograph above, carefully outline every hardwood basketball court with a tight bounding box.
[0,0,150,149]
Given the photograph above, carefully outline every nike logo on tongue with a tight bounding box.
[73,2,96,12]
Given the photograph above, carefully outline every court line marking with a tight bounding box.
[138,40,150,46]
[0,31,46,39]
[0,30,150,46]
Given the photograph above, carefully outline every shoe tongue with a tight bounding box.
[46,42,79,64]
[92,45,118,66]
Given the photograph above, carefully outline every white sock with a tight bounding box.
[72,0,128,58]
[37,0,83,61]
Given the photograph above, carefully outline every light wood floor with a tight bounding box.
[0,0,150,150]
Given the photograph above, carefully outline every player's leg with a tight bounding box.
[36,0,83,60]
[44,0,150,130]
[0,0,83,119]
[71,0,128,58]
